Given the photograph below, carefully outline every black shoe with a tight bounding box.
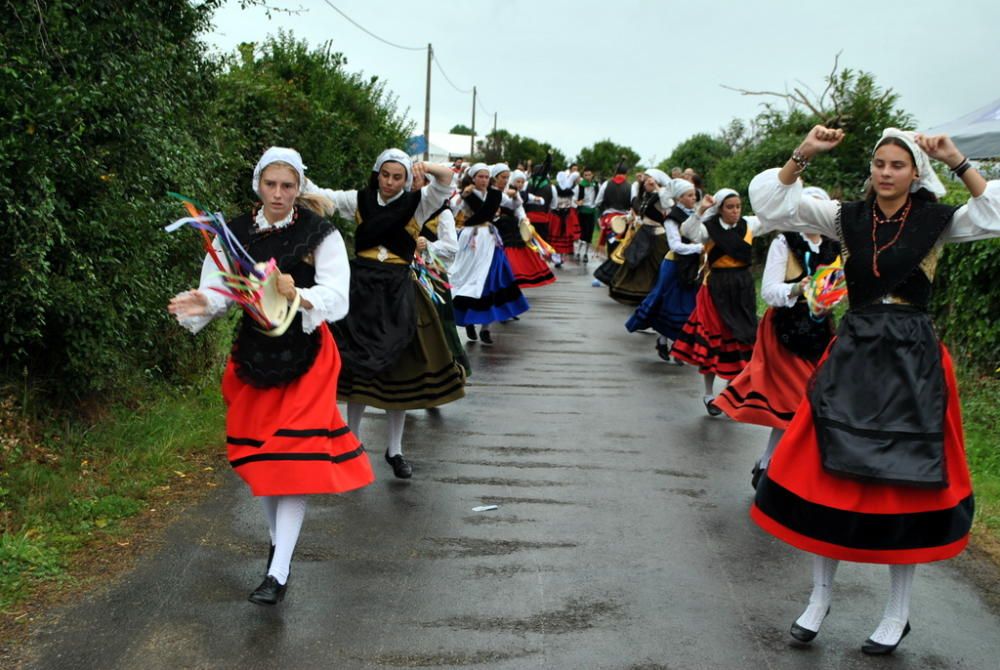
[790,606,830,643]
[751,464,765,490]
[703,396,722,417]
[385,450,413,479]
[655,342,671,362]
[583,254,589,263]
[479,329,494,345]
[465,325,477,341]
[862,621,911,655]
[248,575,287,605]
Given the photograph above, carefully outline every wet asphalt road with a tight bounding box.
[21,261,1000,669]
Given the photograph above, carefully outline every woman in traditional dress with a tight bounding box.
[410,170,471,378]
[498,168,556,289]
[748,125,999,653]
[714,187,841,487]
[306,149,466,480]
[608,168,674,305]
[625,178,704,359]
[168,147,374,605]
[449,162,531,345]
[670,189,761,412]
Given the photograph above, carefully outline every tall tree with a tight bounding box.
[449,124,473,135]
[575,140,640,178]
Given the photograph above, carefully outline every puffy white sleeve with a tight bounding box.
[429,209,458,263]
[679,213,709,243]
[748,168,839,238]
[657,188,674,211]
[665,220,703,255]
[176,236,233,335]
[303,178,359,221]
[595,181,608,209]
[760,235,798,308]
[417,179,453,224]
[941,180,1000,243]
[297,229,351,331]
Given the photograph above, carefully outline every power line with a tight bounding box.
[321,1,424,52]
[431,53,473,95]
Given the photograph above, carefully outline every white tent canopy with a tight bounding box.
[407,131,475,164]
[925,97,1000,160]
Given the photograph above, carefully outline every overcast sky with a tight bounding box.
[206,0,1000,166]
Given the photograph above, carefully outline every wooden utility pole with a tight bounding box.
[470,86,477,157]
[423,44,432,161]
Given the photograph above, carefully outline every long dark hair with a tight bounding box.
[865,136,938,203]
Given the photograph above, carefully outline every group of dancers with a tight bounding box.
[596,126,1000,654]
[168,123,1000,656]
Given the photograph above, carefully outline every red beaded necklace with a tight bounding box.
[870,197,912,278]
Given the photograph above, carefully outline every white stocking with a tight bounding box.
[259,496,278,546]
[869,564,915,644]
[267,495,308,586]
[703,373,716,398]
[795,554,839,631]
[347,402,366,440]
[387,409,406,457]
[760,428,784,469]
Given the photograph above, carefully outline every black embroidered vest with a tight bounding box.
[839,199,956,310]
[228,207,336,388]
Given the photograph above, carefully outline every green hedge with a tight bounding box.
[1,5,409,405]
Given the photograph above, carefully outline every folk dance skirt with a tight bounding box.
[453,247,530,325]
[222,323,374,497]
[505,246,556,288]
[549,208,580,255]
[625,257,698,341]
[335,259,465,410]
[670,281,754,379]
[433,270,472,377]
[751,306,974,564]
[714,308,821,429]
[609,229,669,305]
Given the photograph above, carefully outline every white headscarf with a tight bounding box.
[802,186,831,201]
[670,178,696,199]
[372,148,414,190]
[703,188,740,220]
[644,168,670,188]
[510,169,528,186]
[873,128,946,197]
[253,147,306,196]
[490,163,511,179]
[467,162,490,179]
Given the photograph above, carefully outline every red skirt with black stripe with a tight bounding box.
[670,284,753,379]
[714,308,817,429]
[751,343,973,564]
[549,208,580,254]
[505,246,556,288]
[222,323,375,497]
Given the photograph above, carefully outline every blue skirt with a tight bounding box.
[625,258,697,340]
[453,248,530,325]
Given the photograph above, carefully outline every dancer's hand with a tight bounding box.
[799,126,845,158]
[411,161,427,186]
[697,194,715,215]
[416,236,428,252]
[277,271,297,301]
[168,290,208,319]
[915,133,964,168]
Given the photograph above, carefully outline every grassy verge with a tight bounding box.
[0,380,225,612]
[959,371,1000,542]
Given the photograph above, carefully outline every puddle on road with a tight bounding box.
[430,476,570,488]
[425,596,623,634]
[422,536,577,558]
[437,458,602,471]
[353,649,538,668]
[470,564,558,578]
[479,495,581,506]
[653,468,709,479]
[462,514,536,525]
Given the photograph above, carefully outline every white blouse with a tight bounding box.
[760,234,822,308]
[748,167,1000,243]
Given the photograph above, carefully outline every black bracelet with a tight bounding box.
[953,159,973,179]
